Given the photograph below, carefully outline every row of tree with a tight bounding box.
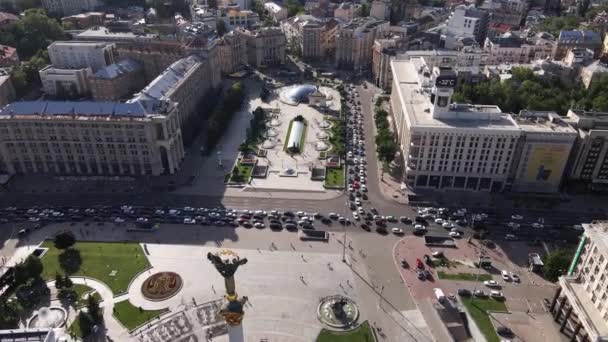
[206,82,246,150]
[239,106,266,154]
[374,98,398,165]
[452,67,608,115]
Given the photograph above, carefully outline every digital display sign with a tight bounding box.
[435,76,457,88]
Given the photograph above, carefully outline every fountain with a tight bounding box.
[27,306,67,328]
[269,118,281,127]
[262,140,276,149]
[316,132,329,140]
[315,141,329,151]
[319,120,331,129]
[317,295,359,328]
[265,128,278,137]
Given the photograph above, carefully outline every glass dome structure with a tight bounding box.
[283,84,317,104]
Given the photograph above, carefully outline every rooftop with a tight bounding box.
[391,58,519,131]
[583,222,608,253]
[0,101,150,119]
[514,110,578,134]
[558,30,601,43]
[93,58,142,79]
[75,27,158,40]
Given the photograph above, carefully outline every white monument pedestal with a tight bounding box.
[228,324,245,342]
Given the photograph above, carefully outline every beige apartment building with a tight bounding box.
[565,110,608,186]
[115,40,188,83]
[282,15,337,61]
[0,101,184,175]
[551,221,608,342]
[216,31,247,74]
[89,59,145,101]
[236,27,286,67]
[335,17,388,70]
[372,38,397,90]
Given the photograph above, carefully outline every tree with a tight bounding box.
[360,2,370,16]
[77,311,94,337]
[15,277,50,310]
[54,230,76,250]
[0,299,21,329]
[86,295,102,323]
[63,275,73,288]
[285,0,304,16]
[57,288,77,303]
[0,9,64,59]
[22,255,43,279]
[55,272,64,289]
[578,0,591,17]
[543,250,572,281]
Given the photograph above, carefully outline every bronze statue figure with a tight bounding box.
[207,250,249,327]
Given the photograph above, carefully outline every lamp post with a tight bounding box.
[342,200,348,263]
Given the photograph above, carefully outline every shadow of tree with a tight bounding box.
[59,248,82,274]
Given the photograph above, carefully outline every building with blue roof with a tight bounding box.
[89,59,145,101]
[554,30,602,59]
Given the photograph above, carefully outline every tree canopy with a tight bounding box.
[54,231,76,250]
[285,0,304,17]
[538,16,581,36]
[0,9,64,59]
[543,249,573,281]
[452,67,608,115]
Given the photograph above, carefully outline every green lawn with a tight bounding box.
[229,162,253,183]
[325,166,344,189]
[40,241,150,295]
[113,300,168,331]
[460,297,508,342]
[72,284,103,308]
[437,271,493,282]
[317,321,375,342]
[68,314,82,338]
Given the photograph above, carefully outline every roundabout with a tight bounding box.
[141,272,183,301]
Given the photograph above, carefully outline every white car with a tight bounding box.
[507,222,520,229]
[501,270,510,281]
[484,280,500,288]
[531,223,544,229]
[114,217,125,223]
[414,224,426,230]
[348,185,354,192]
[347,151,353,158]
[510,273,520,283]
[434,218,444,224]
[183,217,196,224]
[254,222,265,228]
[490,290,504,299]
[442,222,455,229]
[449,231,462,238]
[361,185,368,192]
[355,199,362,206]
[511,214,523,220]
[352,212,360,221]
[357,207,364,214]
[391,227,404,235]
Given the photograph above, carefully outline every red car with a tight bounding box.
[416,258,424,269]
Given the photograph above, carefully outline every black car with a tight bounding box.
[269,223,282,230]
[496,327,513,337]
[415,216,426,223]
[321,217,332,224]
[457,289,472,296]
[400,217,412,224]
[361,223,370,231]
[375,226,387,234]
[284,223,297,230]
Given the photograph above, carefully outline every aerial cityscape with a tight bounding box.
[0,0,608,341]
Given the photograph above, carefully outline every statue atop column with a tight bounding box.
[207,250,248,327]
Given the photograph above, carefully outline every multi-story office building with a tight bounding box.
[115,41,188,83]
[390,57,521,191]
[444,4,490,49]
[372,38,397,90]
[48,41,115,72]
[484,32,554,65]
[221,8,259,29]
[0,100,184,175]
[334,2,357,22]
[554,30,603,60]
[61,12,105,29]
[39,66,92,98]
[370,0,390,20]
[551,221,608,342]
[0,70,15,107]
[335,17,388,70]
[216,31,247,74]
[565,110,608,186]
[282,15,337,60]
[508,111,577,193]
[129,55,221,130]
[236,27,286,67]
[89,59,145,101]
[42,0,99,16]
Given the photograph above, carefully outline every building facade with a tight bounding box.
[372,38,397,90]
[0,101,184,175]
[115,41,187,83]
[89,59,145,101]
[0,45,19,67]
[216,31,247,74]
[370,0,390,20]
[509,111,577,193]
[264,2,288,22]
[61,12,105,29]
[335,17,388,70]
[551,221,608,342]
[0,70,15,107]
[565,110,608,186]
[554,30,603,60]
[48,41,115,72]
[282,15,337,61]
[334,2,357,22]
[484,32,554,65]
[444,5,490,49]
[390,57,522,192]
[222,8,259,29]
[237,27,286,67]
[39,66,92,98]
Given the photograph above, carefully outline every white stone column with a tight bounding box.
[227,324,244,342]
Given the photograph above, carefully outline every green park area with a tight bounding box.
[460,297,508,342]
[437,271,493,282]
[325,166,345,188]
[229,161,254,183]
[317,321,375,342]
[113,300,169,331]
[40,240,150,294]
[72,284,102,308]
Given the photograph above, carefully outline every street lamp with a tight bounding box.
[342,200,348,263]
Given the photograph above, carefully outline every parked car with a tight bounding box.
[484,280,500,288]
[490,290,504,299]
[391,227,404,235]
[501,270,510,281]
[457,288,472,296]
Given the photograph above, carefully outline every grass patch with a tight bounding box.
[229,161,253,183]
[325,166,344,188]
[317,320,375,342]
[461,297,508,342]
[40,241,150,295]
[72,284,103,308]
[430,259,462,268]
[437,271,492,281]
[68,315,82,338]
[113,300,168,331]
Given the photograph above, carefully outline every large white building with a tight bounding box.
[39,66,92,98]
[48,41,115,72]
[42,0,99,16]
[444,5,490,49]
[565,110,608,186]
[335,17,388,70]
[390,57,520,191]
[551,221,608,342]
[264,2,288,22]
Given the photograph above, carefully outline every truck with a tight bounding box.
[433,288,446,303]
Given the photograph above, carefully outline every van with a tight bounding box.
[433,288,446,303]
